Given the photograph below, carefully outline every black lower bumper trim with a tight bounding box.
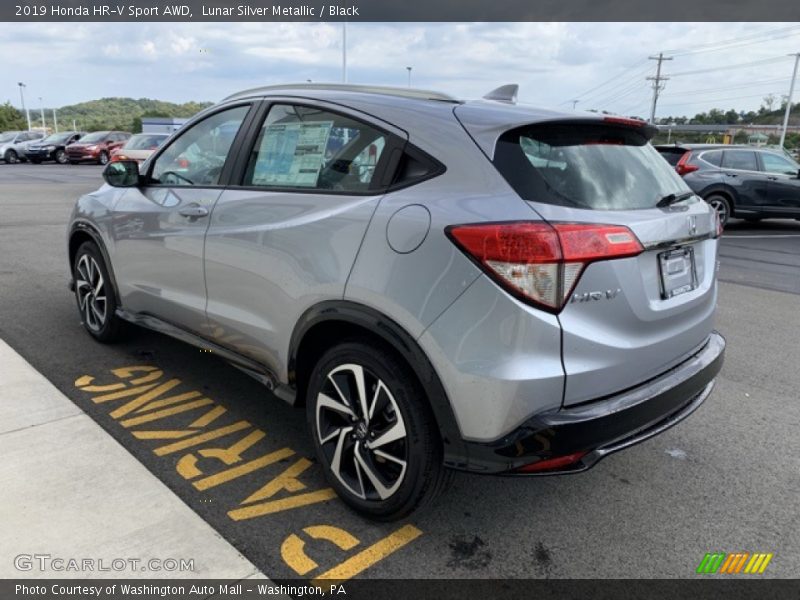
[457,331,725,474]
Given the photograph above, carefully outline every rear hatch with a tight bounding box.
[457,108,719,406]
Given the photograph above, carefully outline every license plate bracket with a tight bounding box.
[658,246,698,299]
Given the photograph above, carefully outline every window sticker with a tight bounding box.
[253,121,334,187]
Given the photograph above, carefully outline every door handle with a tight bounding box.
[724,172,738,177]
[178,204,209,219]
[767,176,779,181]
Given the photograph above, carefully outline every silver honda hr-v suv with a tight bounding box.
[67,83,725,520]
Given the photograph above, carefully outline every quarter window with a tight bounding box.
[700,150,722,167]
[151,105,249,187]
[760,152,799,176]
[243,104,389,192]
[721,150,757,172]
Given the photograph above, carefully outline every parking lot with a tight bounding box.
[1,162,799,580]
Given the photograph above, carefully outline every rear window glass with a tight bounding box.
[721,150,757,171]
[700,150,722,166]
[494,124,692,210]
[656,148,686,166]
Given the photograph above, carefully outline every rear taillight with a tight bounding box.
[675,152,698,176]
[446,221,643,313]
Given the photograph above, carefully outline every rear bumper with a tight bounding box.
[457,331,725,474]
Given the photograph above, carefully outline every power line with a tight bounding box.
[571,58,650,101]
[581,63,653,105]
[661,24,800,56]
[667,56,792,78]
[658,91,784,109]
[661,77,792,98]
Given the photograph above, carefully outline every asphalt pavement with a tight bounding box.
[1,162,798,581]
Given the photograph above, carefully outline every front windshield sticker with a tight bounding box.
[252,121,334,187]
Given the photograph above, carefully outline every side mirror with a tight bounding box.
[103,161,140,187]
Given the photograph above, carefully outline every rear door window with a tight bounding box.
[242,104,390,193]
[721,150,758,172]
[494,123,691,210]
[656,148,687,166]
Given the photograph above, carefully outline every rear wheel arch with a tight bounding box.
[289,301,468,466]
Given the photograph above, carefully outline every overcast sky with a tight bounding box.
[2,22,800,119]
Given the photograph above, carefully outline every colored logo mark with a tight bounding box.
[696,552,773,574]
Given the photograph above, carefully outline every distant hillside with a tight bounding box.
[53,97,213,133]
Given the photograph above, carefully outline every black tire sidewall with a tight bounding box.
[73,242,122,342]
[306,340,441,520]
[5,150,17,164]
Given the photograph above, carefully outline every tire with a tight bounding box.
[4,149,18,164]
[55,149,67,164]
[306,339,450,521]
[705,194,732,228]
[98,151,109,165]
[72,242,127,343]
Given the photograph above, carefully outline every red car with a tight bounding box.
[66,131,131,165]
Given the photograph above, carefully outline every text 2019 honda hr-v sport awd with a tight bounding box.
[67,83,725,520]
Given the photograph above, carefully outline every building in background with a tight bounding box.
[141,117,187,134]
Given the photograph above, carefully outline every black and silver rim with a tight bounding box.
[316,364,408,501]
[709,198,728,225]
[99,152,108,165]
[75,254,107,331]
[5,151,17,164]
[55,150,66,164]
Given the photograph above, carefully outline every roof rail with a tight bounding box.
[483,84,519,104]
[223,83,460,103]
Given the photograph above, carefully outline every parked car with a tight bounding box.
[0,130,46,163]
[66,131,131,165]
[67,84,725,519]
[656,143,800,226]
[110,133,170,164]
[24,131,86,164]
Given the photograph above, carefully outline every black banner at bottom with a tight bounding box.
[3,579,800,600]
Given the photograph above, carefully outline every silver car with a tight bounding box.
[1,130,45,163]
[67,84,725,520]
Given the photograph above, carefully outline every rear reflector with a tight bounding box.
[675,151,698,176]
[603,116,647,128]
[446,221,643,312]
[515,451,588,473]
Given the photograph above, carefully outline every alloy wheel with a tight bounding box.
[75,254,107,331]
[315,363,408,501]
[708,197,729,226]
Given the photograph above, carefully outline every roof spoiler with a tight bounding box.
[483,84,519,104]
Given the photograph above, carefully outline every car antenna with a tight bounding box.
[483,84,519,104]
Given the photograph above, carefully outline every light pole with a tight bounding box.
[406,66,412,88]
[52,108,58,133]
[779,52,800,149]
[17,82,31,131]
[38,97,46,131]
[342,22,347,83]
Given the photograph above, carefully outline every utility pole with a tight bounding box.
[571,100,579,109]
[72,119,77,132]
[17,82,31,131]
[647,53,672,124]
[342,22,347,83]
[406,66,412,87]
[53,108,58,133]
[779,52,800,149]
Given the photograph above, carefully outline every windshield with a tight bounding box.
[80,132,108,143]
[495,123,695,210]
[41,133,73,144]
[125,134,168,150]
[0,132,18,143]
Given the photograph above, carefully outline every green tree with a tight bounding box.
[0,102,26,131]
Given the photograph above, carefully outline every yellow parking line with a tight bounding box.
[311,524,423,584]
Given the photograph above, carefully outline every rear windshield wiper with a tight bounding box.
[656,191,694,208]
